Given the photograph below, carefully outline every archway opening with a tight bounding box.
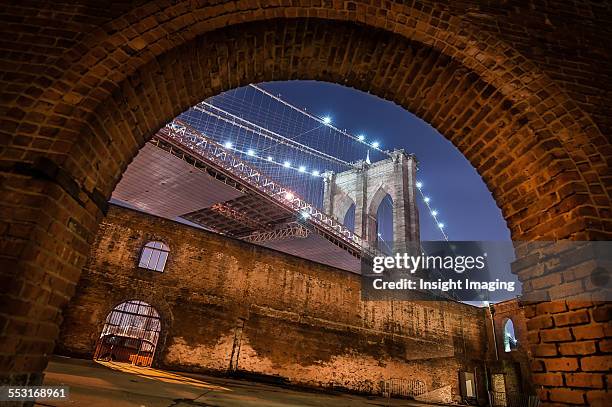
[503,319,518,353]
[1,10,606,405]
[343,203,356,233]
[375,194,394,255]
[94,300,161,367]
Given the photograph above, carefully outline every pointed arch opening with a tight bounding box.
[375,194,394,255]
[343,203,356,233]
[503,319,518,352]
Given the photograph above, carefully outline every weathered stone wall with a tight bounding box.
[57,205,489,404]
[323,150,420,252]
[489,298,534,395]
[1,2,610,404]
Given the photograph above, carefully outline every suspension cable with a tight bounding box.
[195,102,355,168]
[249,84,393,157]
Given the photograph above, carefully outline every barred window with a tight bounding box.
[138,241,169,272]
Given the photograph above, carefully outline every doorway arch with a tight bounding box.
[94,300,161,367]
[369,188,395,254]
[0,4,610,404]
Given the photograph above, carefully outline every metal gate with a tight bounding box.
[381,378,426,399]
[94,300,161,367]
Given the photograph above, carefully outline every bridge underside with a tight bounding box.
[112,142,361,273]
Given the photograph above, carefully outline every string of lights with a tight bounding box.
[194,101,354,168]
[178,83,450,241]
[416,181,449,241]
[249,84,391,156]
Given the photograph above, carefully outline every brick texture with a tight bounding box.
[0,2,610,405]
[58,205,490,404]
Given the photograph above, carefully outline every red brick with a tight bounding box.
[599,339,612,353]
[527,330,540,344]
[548,388,585,404]
[544,357,579,372]
[541,327,573,342]
[591,305,611,323]
[527,315,554,330]
[536,301,567,315]
[532,372,563,387]
[572,324,607,340]
[553,309,589,327]
[530,359,545,372]
[586,390,610,407]
[566,300,594,311]
[558,340,597,355]
[565,373,604,388]
[580,355,612,372]
[532,343,558,357]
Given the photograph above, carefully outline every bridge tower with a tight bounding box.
[323,149,420,253]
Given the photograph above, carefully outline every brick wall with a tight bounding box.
[58,205,490,404]
[524,301,611,405]
[489,298,534,395]
[0,2,610,404]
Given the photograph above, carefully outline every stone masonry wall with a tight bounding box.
[57,205,489,404]
[1,3,610,403]
[490,298,534,395]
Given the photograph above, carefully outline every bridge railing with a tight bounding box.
[158,120,367,256]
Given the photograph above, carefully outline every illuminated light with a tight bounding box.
[416,181,423,189]
[431,210,438,217]
[247,149,255,156]
[357,134,365,141]
[224,141,233,149]
[285,192,294,201]
[283,161,291,168]
[438,222,445,229]
[424,197,431,203]
[298,166,306,173]
[312,170,320,177]
[267,156,273,161]
[322,116,332,124]
[301,212,310,219]
[372,141,380,148]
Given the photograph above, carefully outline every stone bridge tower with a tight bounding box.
[322,149,420,253]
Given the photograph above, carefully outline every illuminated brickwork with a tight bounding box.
[0,2,610,404]
[58,205,489,404]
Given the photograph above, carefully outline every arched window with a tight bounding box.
[138,241,169,272]
[376,194,394,255]
[503,319,518,352]
[94,300,161,367]
[343,203,356,232]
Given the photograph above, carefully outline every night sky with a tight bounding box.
[261,80,511,242]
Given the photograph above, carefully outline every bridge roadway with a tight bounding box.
[111,121,368,273]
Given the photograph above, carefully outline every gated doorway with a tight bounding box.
[94,300,161,367]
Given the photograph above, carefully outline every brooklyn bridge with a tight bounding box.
[0,2,610,407]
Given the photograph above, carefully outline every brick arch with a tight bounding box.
[95,297,173,368]
[6,1,607,211]
[0,7,610,407]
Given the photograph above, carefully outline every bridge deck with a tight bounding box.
[111,122,364,273]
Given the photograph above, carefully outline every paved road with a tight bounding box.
[38,357,437,407]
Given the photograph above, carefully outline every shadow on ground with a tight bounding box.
[38,356,441,407]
